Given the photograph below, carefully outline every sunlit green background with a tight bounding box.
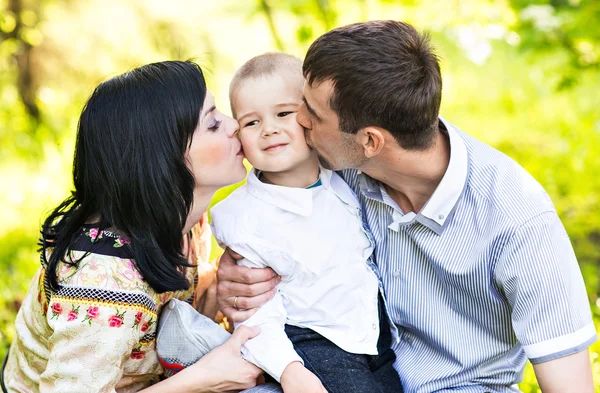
[1,0,599,391]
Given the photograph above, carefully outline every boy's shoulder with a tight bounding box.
[210,183,258,220]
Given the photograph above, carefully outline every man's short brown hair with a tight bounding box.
[303,20,442,150]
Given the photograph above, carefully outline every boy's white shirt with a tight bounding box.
[210,168,380,382]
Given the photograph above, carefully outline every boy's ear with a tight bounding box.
[356,126,385,158]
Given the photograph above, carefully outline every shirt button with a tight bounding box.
[438,214,445,220]
[372,323,377,330]
[405,335,414,344]
[393,270,401,278]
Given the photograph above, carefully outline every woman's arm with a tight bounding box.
[140,326,263,393]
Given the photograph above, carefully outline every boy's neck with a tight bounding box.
[260,157,320,188]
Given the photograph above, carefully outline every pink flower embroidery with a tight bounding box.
[50,303,62,319]
[141,317,154,333]
[82,306,100,325]
[88,228,99,240]
[108,309,127,328]
[131,347,145,359]
[67,305,80,321]
[87,306,99,318]
[109,315,123,327]
[114,237,131,248]
[133,311,143,329]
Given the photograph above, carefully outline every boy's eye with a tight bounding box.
[277,111,293,117]
[244,120,258,128]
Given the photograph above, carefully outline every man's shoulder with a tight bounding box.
[460,131,556,224]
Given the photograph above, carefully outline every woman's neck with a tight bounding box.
[183,187,215,234]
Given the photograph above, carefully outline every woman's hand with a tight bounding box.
[140,326,263,393]
[189,325,264,392]
[216,248,280,323]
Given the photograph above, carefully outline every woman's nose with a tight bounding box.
[226,117,239,138]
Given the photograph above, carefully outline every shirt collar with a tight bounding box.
[357,117,469,233]
[245,167,354,216]
[420,117,469,227]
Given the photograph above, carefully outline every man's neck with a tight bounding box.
[359,131,450,214]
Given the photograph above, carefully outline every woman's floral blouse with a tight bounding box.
[4,219,214,393]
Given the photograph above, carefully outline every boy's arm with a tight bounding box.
[217,248,279,322]
[236,290,304,382]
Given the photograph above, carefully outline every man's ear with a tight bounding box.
[356,126,386,158]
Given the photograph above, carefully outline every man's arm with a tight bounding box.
[533,349,594,393]
[216,248,280,322]
[495,211,596,392]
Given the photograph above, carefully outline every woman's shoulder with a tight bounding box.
[57,226,149,293]
[54,226,196,313]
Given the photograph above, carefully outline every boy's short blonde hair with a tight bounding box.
[229,52,304,117]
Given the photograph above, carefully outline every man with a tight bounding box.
[217,20,596,392]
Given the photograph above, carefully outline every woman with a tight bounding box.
[1,60,275,393]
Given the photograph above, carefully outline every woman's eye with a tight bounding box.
[277,111,293,117]
[244,120,258,128]
[208,120,222,131]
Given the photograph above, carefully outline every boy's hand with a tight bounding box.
[216,248,280,322]
[280,362,328,393]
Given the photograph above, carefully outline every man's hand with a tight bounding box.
[533,349,595,393]
[216,248,280,323]
[280,362,328,393]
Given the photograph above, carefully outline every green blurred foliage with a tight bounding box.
[1,0,599,391]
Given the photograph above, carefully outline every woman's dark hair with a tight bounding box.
[40,60,206,293]
[303,20,442,150]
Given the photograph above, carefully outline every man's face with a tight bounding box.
[296,79,365,171]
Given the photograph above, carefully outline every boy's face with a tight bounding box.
[232,73,314,173]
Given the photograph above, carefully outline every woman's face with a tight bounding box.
[186,91,246,191]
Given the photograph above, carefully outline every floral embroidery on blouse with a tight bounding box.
[4,222,206,393]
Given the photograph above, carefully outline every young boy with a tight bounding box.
[209,53,403,393]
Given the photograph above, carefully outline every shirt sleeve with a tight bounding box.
[40,283,155,392]
[231,244,304,381]
[236,291,303,382]
[495,211,596,364]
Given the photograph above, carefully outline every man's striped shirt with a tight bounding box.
[341,117,596,393]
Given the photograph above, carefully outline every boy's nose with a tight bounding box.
[262,125,281,137]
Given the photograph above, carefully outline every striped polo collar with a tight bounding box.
[358,117,469,235]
